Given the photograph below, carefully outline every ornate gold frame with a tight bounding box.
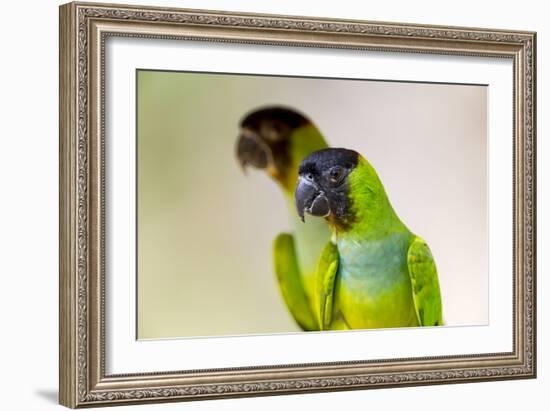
[59,1,536,408]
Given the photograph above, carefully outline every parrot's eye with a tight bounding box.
[328,166,345,185]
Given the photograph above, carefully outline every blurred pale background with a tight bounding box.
[137,70,487,339]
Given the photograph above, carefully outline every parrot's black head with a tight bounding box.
[236,106,311,185]
[295,148,359,228]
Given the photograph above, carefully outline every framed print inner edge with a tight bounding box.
[59,1,536,408]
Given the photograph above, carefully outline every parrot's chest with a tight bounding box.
[335,236,418,328]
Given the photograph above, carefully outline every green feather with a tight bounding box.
[407,237,443,326]
[315,241,339,330]
[273,233,317,331]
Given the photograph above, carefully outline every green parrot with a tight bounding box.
[236,107,330,331]
[295,148,443,330]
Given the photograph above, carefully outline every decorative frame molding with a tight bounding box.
[59,2,536,408]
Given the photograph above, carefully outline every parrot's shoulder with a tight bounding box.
[319,240,339,264]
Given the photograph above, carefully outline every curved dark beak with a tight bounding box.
[295,178,330,222]
[236,129,272,172]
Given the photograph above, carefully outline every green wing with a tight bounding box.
[407,237,443,326]
[273,233,317,331]
[316,242,339,330]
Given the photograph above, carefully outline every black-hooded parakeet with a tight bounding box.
[236,107,330,330]
[295,148,443,330]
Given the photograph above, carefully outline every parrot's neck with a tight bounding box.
[290,124,328,160]
[281,125,328,191]
[332,160,410,243]
[333,202,408,244]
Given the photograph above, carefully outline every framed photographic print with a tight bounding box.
[59,1,537,408]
